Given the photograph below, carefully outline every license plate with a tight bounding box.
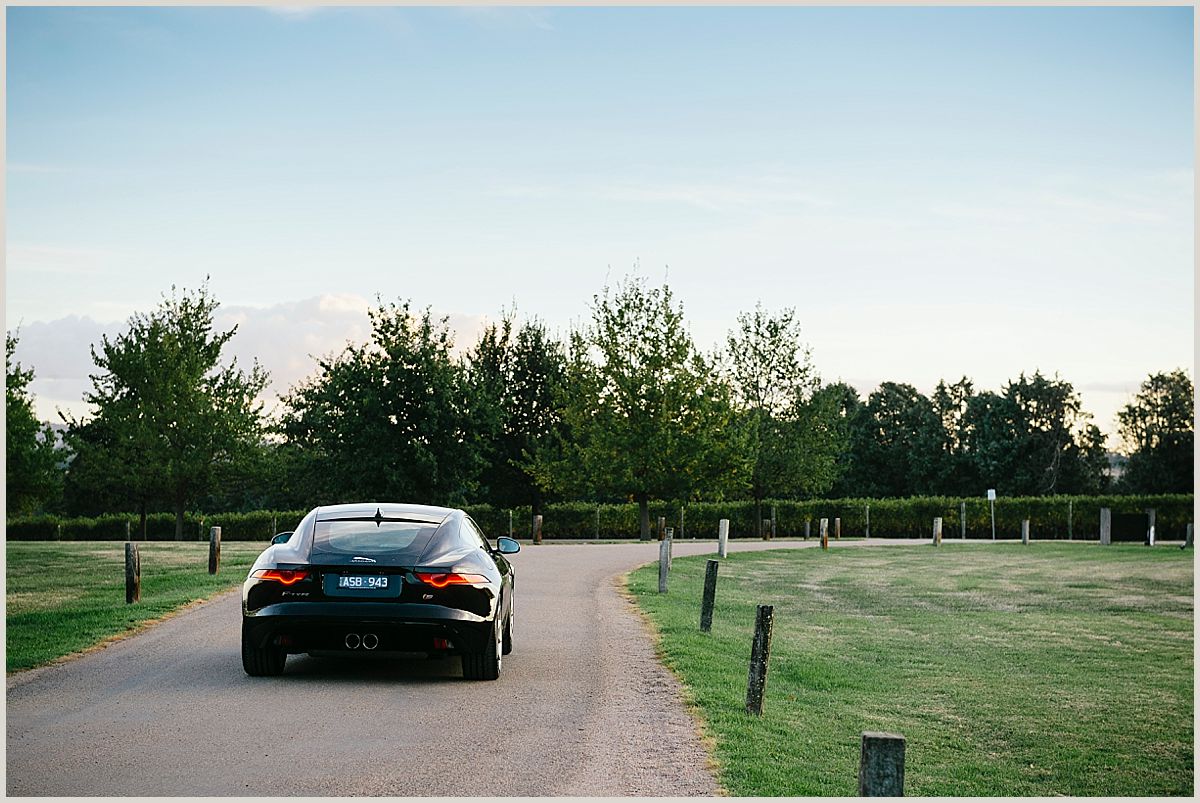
[338,575,388,589]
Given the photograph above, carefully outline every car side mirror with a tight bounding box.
[271,531,294,545]
[495,536,521,554]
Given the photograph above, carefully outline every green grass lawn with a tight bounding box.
[5,541,267,672]
[629,542,1194,796]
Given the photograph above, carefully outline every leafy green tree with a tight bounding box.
[1001,371,1107,494]
[534,277,748,538]
[1117,369,1194,493]
[931,377,977,494]
[279,299,480,506]
[855,382,945,497]
[465,313,568,521]
[720,304,841,534]
[5,332,63,514]
[65,284,268,538]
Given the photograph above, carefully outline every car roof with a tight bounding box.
[313,502,457,523]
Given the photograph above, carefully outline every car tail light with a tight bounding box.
[433,637,453,650]
[413,571,489,588]
[252,569,309,585]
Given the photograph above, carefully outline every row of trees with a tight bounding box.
[6,278,1194,535]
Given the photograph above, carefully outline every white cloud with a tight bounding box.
[6,244,129,277]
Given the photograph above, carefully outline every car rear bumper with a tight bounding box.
[243,602,492,655]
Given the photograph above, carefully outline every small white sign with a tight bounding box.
[987,489,996,501]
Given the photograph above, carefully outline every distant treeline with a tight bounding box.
[6,278,1194,540]
[6,494,1193,542]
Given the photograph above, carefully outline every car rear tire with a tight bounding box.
[462,617,502,681]
[241,623,286,677]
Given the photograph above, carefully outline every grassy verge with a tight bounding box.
[5,541,267,672]
[628,542,1193,796]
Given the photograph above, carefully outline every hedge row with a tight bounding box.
[5,495,1193,542]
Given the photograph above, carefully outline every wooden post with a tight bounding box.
[820,518,829,550]
[770,505,777,540]
[665,527,673,571]
[532,514,543,545]
[745,604,774,715]
[933,517,942,546]
[595,506,600,539]
[859,732,905,796]
[271,515,277,537]
[865,504,870,539]
[658,538,669,593]
[1182,523,1193,550]
[700,559,719,632]
[681,506,686,540]
[718,518,729,558]
[804,519,811,540]
[55,523,62,541]
[509,509,513,538]
[834,517,841,540]
[1146,508,1156,546]
[1067,499,1073,541]
[1100,508,1111,546]
[125,542,140,604]
[208,526,221,574]
[125,520,131,540]
[657,516,666,542]
[1021,519,1029,546]
[960,501,967,540]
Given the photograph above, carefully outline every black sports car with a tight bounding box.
[241,503,519,680]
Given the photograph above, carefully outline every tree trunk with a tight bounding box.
[139,499,147,541]
[638,492,650,540]
[755,495,764,540]
[174,501,185,541]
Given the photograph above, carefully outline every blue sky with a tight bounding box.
[5,5,1194,439]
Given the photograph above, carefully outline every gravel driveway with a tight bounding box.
[6,538,903,796]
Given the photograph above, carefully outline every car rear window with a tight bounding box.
[312,519,441,558]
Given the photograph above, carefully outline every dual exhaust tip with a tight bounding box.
[344,632,379,650]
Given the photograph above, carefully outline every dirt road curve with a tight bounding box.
[6,539,913,796]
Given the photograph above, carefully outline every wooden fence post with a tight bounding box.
[718,518,729,558]
[834,517,841,540]
[125,520,131,540]
[700,560,719,632]
[859,732,906,796]
[596,506,600,539]
[933,517,942,546]
[770,505,777,540]
[1067,499,1073,541]
[1146,508,1156,546]
[532,514,543,545]
[745,604,774,716]
[665,527,673,571]
[1183,523,1193,550]
[208,526,221,574]
[125,542,140,604]
[820,518,829,550]
[1021,519,1029,546]
[804,519,811,540]
[960,501,967,540]
[1100,508,1111,546]
[658,538,670,593]
[271,515,277,537]
[865,504,870,539]
[657,516,666,542]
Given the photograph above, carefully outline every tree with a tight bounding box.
[1117,369,1194,493]
[279,299,480,506]
[931,377,977,494]
[5,332,63,514]
[1001,371,1107,495]
[465,314,568,520]
[65,283,268,538]
[720,304,841,534]
[854,382,944,497]
[533,276,747,538]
